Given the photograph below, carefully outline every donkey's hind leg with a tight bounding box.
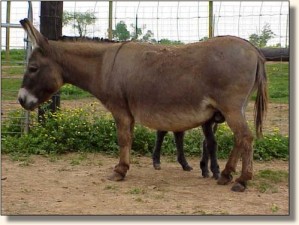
[152,131,168,170]
[209,123,220,179]
[200,138,210,178]
[201,121,220,179]
[217,110,254,192]
[174,132,193,171]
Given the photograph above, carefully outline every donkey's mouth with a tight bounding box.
[19,100,38,111]
[18,88,39,111]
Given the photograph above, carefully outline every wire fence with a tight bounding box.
[1,1,289,137]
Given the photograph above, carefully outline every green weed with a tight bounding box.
[128,187,146,195]
[1,108,289,161]
[250,169,288,193]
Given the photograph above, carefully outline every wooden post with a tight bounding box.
[208,1,213,38]
[39,2,63,121]
[135,14,138,40]
[108,1,113,40]
[5,1,11,62]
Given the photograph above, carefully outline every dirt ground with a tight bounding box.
[1,96,289,216]
[1,153,289,216]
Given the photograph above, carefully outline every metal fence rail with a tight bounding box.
[1,1,33,136]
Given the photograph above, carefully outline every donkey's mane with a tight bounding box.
[58,35,122,44]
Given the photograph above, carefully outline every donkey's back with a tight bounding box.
[104,36,263,132]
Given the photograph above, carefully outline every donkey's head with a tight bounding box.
[18,18,64,110]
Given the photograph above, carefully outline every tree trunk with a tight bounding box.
[39,2,63,121]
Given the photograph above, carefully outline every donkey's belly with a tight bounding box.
[133,107,215,132]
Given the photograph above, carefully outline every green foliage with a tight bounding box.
[215,124,234,159]
[1,49,26,64]
[112,21,131,41]
[159,39,184,45]
[2,109,289,161]
[199,36,209,42]
[130,23,154,41]
[112,21,154,42]
[1,110,29,136]
[63,11,97,37]
[142,30,154,42]
[249,23,275,48]
[266,63,289,103]
[132,125,156,155]
[254,132,289,161]
[250,169,288,193]
[249,62,289,104]
[60,84,92,100]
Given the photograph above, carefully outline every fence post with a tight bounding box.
[5,1,11,62]
[23,1,33,134]
[135,14,138,40]
[38,1,63,122]
[108,1,113,40]
[208,1,214,38]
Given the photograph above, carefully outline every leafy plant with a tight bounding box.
[249,23,275,48]
[63,11,97,37]
[1,108,289,161]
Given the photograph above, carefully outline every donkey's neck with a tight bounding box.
[49,41,109,94]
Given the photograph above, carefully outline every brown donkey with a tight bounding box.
[18,19,267,192]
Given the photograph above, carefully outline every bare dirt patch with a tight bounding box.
[1,153,289,215]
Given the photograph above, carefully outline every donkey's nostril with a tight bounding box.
[18,97,25,106]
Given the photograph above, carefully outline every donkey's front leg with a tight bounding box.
[109,115,134,181]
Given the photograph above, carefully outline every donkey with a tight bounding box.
[18,18,267,192]
[153,111,225,180]
[59,35,226,178]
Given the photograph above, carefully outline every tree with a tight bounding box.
[199,36,209,42]
[142,30,154,42]
[63,11,96,37]
[249,23,275,48]
[112,21,130,41]
[130,23,143,40]
[159,39,184,45]
[130,24,154,42]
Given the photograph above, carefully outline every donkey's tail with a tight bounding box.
[254,54,268,138]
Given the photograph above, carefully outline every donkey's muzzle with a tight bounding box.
[18,88,38,111]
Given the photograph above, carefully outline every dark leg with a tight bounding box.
[174,132,193,171]
[200,120,220,179]
[209,123,220,179]
[152,131,168,170]
[200,138,210,178]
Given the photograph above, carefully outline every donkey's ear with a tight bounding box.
[20,18,48,49]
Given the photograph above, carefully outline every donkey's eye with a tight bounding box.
[28,66,38,73]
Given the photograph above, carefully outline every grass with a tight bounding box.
[1,49,289,104]
[249,169,288,193]
[1,49,26,65]
[266,63,289,104]
[127,187,146,195]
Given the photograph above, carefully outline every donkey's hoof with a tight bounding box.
[182,165,193,171]
[153,163,161,170]
[202,172,210,178]
[212,173,220,180]
[217,174,233,185]
[107,172,125,181]
[231,182,246,192]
